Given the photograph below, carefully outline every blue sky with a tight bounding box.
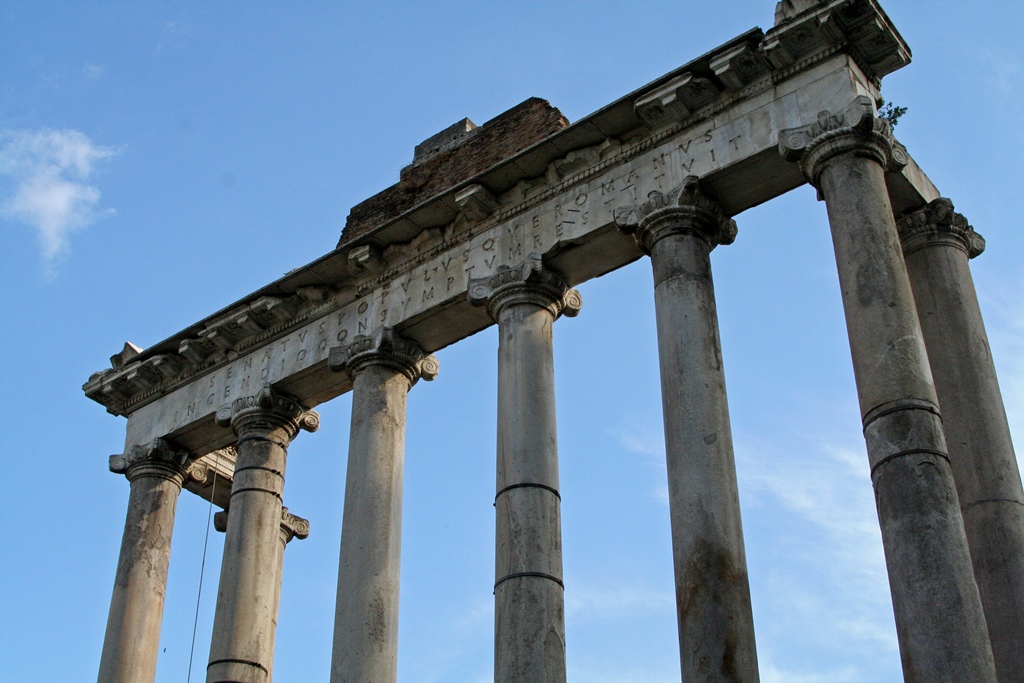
[1,2,1021,681]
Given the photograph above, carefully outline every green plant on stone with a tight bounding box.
[876,97,908,128]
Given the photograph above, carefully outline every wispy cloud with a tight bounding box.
[565,579,672,623]
[982,279,1024,478]
[613,419,669,504]
[736,431,901,678]
[0,128,117,268]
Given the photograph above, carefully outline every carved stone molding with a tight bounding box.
[468,253,582,322]
[614,175,737,254]
[328,326,439,386]
[215,383,320,441]
[214,506,309,544]
[765,0,910,80]
[779,94,909,186]
[280,507,310,545]
[897,198,986,259]
[109,437,189,484]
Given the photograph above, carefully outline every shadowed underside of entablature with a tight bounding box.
[83,0,941,502]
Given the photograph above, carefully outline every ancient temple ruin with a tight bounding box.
[86,1,1023,681]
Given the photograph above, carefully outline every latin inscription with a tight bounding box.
[134,122,744,446]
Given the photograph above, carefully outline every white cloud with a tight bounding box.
[565,579,672,623]
[0,128,117,266]
[613,420,670,504]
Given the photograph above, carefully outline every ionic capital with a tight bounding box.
[215,383,320,443]
[779,95,909,187]
[468,253,583,321]
[614,175,737,254]
[279,507,310,545]
[327,326,439,386]
[109,437,192,484]
[214,506,309,545]
[897,198,986,259]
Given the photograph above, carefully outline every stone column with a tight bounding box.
[780,95,997,682]
[469,254,581,683]
[206,384,319,683]
[897,198,1024,682]
[99,438,200,683]
[615,177,759,683]
[213,507,310,681]
[326,327,438,683]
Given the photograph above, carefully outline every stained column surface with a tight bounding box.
[328,328,437,683]
[98,439,192,683]
[898,199,1024,683]
[781,96,997,682]
[470,256,580,683]
[213,507,309,681]
[206,385,318,683]
[617,177,760,683]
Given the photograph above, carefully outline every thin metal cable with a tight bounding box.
[187,474,217,683]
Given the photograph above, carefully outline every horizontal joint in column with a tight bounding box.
[495,481,561,501]
[494,571,565,592]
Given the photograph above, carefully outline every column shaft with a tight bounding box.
[98,441,189,683]
[331,366,410,682]
[900,201,1024,682]
[207,386,318,683]
[651,232,758,682]
[469,256,579,683]
[327,327,437,683]
[780,99,997,681]
[494,302,565,683]
[616,176,758,682]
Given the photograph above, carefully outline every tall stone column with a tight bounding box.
[780,95,997,682]
[897,198,1024,682]
[615,177,759,683]
[469,254,581,683]
[213,507,310,681]
[206,384,319,683]
[326,327,438,683]
[99,438,200,683]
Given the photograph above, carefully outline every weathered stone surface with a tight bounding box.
[328,329,434,683]
[898,198,1024,683]
[206,385,318,683]
[781,100,998,682]
[617,177,759,683]
[99,438,193,683]
[84,43,936,463]
[470,259,575,682]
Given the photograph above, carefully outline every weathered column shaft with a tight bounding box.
[898,199,1024,682]
[781,96,997,682]
[470,255,580,683]
[98,439,193,683]
[213,507,309,682]
[617,177,759,683]
[328,328,438,683]
[207,385,318,683]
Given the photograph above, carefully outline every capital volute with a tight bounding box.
[897,197,985,259]
[280,507,310,545]
[327,326,439,386]
[467,253,583,321]
[215,383,320,442]
[779,95,909,187]
[614,175,737,254]
[109,437,190,484]
[213,506,310,545]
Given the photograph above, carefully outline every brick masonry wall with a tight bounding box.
[339,97,568,248]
